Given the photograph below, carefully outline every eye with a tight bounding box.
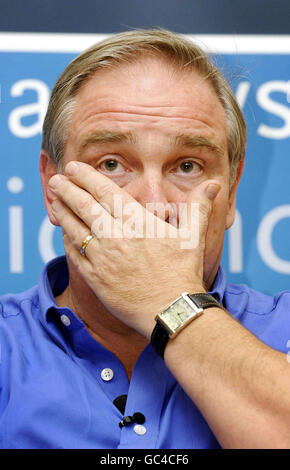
[98,158,126,174]
[104,159,119,171]
[176,160,202,174]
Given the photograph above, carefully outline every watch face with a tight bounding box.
[160,297,195,333]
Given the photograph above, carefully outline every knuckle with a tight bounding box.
[96,182,112,199]
[71,231,81,248]
[77,195,91,211]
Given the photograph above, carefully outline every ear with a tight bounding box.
[39,150,60,226]
[226,159,245,230]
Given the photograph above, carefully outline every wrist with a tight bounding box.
[150,292,222,358]
[140,285,206,339]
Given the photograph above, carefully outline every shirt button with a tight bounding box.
[60,314,71,326]
[134,424,147,435]
[101,368,114,381]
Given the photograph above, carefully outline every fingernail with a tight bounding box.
[206,183,220,201]
[49,174,64,190]
[65,161,79,176]
[51,199,62,212]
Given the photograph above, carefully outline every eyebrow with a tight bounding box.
[172,133,224,158]
[77,131,136,157]
[77,130,224,159]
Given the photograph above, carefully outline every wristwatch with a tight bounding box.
[151,292,221,358]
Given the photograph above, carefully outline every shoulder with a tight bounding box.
[0,285,39,320]
[224,282,290,315]
[0,286,40,350]
[0,286,41,417]
[224,282,290,352]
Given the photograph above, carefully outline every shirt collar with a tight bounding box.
[38,255,227,320]
[37,255,81,354]
[208,265,227,304]
[38,255,70,323]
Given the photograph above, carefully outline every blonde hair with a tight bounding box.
[42,29,246,184]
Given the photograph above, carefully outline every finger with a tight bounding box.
[51,198,99,260]
[63,161,141,221]
[62,231,92,279]
[49,174,122,235]
[178,180,220,247]
[51,163,172,239]
[179,179,220,228]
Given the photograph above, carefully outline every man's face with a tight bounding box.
[48,57,241,288]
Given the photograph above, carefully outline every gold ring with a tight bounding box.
[80,234,94,256]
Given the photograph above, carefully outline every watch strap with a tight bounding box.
[151,293,221,359]
[151,321,169,359]
[188,293,221,310]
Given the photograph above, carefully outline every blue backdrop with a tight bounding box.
[0,34,289,295]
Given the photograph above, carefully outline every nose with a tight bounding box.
[125,170,173,222]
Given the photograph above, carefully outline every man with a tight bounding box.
[1,29,290,449]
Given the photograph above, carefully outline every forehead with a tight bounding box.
[69,57,227,149]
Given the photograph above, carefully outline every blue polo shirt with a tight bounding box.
[0,255,290,449]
